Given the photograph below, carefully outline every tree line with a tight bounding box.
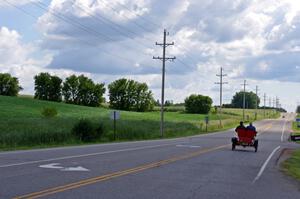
[0,73,157,112]
[5,72,285,114]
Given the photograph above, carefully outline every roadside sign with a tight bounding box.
[110,111,120,140]
[296,118,300,122]
[204,116,209,132]
[110,111,120,120]
[205,116,209,124]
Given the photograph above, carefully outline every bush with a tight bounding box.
[72,119,104,142]
[41,107,58,118]
[185,94,213,114]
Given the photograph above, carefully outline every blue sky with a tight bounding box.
[0,0,300,112]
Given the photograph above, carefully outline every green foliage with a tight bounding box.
[108,78,154,112]
[231,91,260,109]
[0,73,22,96]
[72,119,104,142]
[41,107,58,118]
[296,106,300,114]
[185,94,213,114]
[165,100,173,106]
[62,75,105,107]
[0,95,278,150]
[34,73,62,102]
[282,149,300,180]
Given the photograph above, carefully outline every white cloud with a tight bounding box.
[2,0,300,111]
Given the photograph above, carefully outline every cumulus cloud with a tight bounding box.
[38,0,300,80]
[2,0,300,111]
[0,26,75,94]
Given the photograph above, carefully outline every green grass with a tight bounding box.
[0,95,279,151]
[292,115,300,135]
[282,149,300,180]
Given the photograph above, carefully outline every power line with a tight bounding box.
[107,0,162,30]
[263,93,266,117]
[153,29,176,138]
[33,0,195,73]
[77,0,198,72]
[255,85,259,120]
[96,0,200,69]
[215,67,228,127]
[4,0,144,66]
[97,0,158,33]
[7,0,198,77]
[241,80,248,121]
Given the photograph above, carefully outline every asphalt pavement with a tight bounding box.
[0,113,299,199]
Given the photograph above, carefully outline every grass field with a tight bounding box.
[282,149,300,181]
[292,116,300,136]
[0,95,279,151]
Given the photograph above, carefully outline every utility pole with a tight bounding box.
[276,97,279,109]
[263,93,266,118]
[215,67,228,127]
[241,80,247,121]
[255,86,259,120]
[153,29,176,138]
[269,97,272,118]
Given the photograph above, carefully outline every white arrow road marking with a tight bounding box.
[39,163,64,169]
[39,163,89,172]
[61,166,90,172]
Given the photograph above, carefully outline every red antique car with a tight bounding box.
[231,128,258,152]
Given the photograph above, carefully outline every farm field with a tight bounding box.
[0,95,279,151]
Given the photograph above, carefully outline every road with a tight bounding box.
[0,114,299,199]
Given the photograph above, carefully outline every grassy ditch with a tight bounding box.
[0,95,279,151]
[282,149,300,181]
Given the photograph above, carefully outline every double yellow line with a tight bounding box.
[15,123,273,199]
[14,144,228,199]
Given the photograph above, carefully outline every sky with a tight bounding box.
[0,0,300,112]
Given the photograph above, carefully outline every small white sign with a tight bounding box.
[110,111,120,120]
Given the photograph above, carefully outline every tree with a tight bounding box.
[165,100,173,106]
[34,73,62,102]
[108,78,154,112]
[62,75,79,104]
[185,94,213,114]
[297,106,300,114]
[0,73,22,96]
[231,91,260,109]
[62,75,105,107]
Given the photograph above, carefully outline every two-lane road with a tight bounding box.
[0,114,299,199]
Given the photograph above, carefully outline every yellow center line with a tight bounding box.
[14,123,273,199]
[14,144,229,199]
[258,124,273,135]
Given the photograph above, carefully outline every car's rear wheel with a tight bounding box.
[254,140,258,152]
[231,137,237,151]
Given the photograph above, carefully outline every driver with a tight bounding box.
[235,121,246,132]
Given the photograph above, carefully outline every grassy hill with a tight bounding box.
[0,95,279,150]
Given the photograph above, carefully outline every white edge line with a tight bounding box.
[252,146,281,184]
[0,143,174,168]
[281,120,287,142]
